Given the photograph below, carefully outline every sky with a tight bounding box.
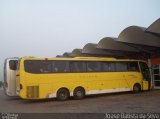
[0,0,160,81]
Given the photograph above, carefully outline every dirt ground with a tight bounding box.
[0,89,160,113]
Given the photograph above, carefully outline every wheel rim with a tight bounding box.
[76,90,83,97]
[134,86,138,91]
[61,92,66,99]
[134,85,140,92]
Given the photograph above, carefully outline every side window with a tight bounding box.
[52,61,69,73]
[102,62,115,72]
[9,60,18,70]
[25,60,70,73]
[116,62,127,72]
[128,62,139,72]
[40,61,52,73]
[24,60,52,73]
[70,62,86,72]
[86,62,101,72]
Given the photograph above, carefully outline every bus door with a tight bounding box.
[139,62,151,90]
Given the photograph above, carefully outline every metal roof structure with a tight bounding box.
[97,37,140,52]
[146,18,160,35]
[82,43,124,57]
[71,49,82,57]
[71,48,91,57]
[60,49,93,58]
[82,43,113,56]
[62,52,72,57]
[57,18,160,59]
[118,26,160,48]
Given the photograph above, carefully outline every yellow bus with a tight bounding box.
[16,57,151,101]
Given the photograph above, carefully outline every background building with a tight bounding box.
[60,18,160,89]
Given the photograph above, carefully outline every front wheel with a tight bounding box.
[133,84,141,93]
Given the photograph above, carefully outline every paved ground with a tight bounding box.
[0,89,160,113]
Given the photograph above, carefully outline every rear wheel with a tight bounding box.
[57,88,70,101]
[73,87,85,100]
[133,84,141,93]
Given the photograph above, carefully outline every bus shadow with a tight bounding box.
[21,91,151,104]
[22,98,57,104]
[22,91,135,104]
[5,96,22,101]
[0,90,21,101]
[85,91,133,99]
[87,90,151,99]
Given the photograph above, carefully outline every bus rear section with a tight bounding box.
[3,58,19,96]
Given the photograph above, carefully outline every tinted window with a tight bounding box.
[116,62,127,72]
[25,60,51,73]
[24,60,69,73]
[140,62,149,71]
[9,60,18,70]
[86,62,101,72]
[127,62,139,72]
[102,62,115,72]
[70,62,86,72]
[52,61,69,73]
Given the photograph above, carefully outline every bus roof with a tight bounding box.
[20,56,147,63]
[5,57,19,60]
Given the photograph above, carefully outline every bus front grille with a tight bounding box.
[27,86,39,98]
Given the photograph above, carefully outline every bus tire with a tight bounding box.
[133,83,141,93]
[56,88,70,101]
[73,87,85,100]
